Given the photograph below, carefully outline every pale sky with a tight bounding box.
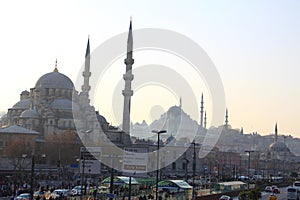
[0,0,299,137]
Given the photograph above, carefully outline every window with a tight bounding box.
[172,162,176,170]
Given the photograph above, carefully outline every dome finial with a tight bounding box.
[54,59,59,72]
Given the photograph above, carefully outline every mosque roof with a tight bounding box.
[35,71,74,90]
[269,141,289,152]
[20,109,40,118]
[167,106,182,117]
[50,99,79,111]
[96,112,107,124]
[0,125,39,135]
[12,99,31,110]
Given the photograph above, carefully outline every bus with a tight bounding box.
[287,186,298,200]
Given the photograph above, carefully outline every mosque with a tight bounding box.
[0,19,298,180]
[0,21,135,161]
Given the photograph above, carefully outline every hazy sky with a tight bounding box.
[0,0,299,137]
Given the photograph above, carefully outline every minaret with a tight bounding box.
[200,93,204,127]
[54,59,58,72]
[225,108,228,129]
[204,111,207,129]
[274,122,278,142]
[122,19,134,134]
[81,37,91,101]
[179,97,182,109]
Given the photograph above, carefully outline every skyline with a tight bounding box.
[0,1,299,137]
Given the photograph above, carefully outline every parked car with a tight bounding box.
[71,186,84,196]
[34,191,45,199]
[16,193,31,200]
[265,186,272,192]
[273,187,280,194]
[219,195,233,200]
[50,189,71,199]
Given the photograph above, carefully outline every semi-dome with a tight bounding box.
[269,141,289,152]
[35,71,74,90]
[12,99,31,109]
[96,112,107,124]
[50,99,79,111]
[20,109,40,118]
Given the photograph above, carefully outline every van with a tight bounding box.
[287,186,298,200]
[293,181,300,191]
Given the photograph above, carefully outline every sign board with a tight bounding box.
[80,147,101,174]
[106,193,116,198]
[122,147,148,177]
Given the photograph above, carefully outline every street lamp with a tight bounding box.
[109,154,115,200]
[30,153,35,199]
[22,153,46,199]
[80,151,85,200]
[191,140,196,200]
[152,130,167,200]
[245,150,254,190]
[128,171,136,200]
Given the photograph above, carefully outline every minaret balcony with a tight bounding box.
[124,58,134,65]
[82,71,91,77]
[123,73,134,81]
[122,90,133,96]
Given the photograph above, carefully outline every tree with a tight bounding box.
[6,136,34,171]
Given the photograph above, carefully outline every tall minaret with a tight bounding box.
[274,122,278,142]
[200,93,204,127]
[81,37,91,102]
[204,111,207,129]
[225,108,229,129]
[122,19,134,134]
[179,97,182,109]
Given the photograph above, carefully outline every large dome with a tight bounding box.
[35,71,74,90]
[269,141,289,152]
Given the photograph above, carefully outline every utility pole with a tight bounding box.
[245,150,254,190]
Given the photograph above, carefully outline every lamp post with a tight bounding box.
[30,154,35,199]
[128,171,136,200]
[191,140,196,200]
[152,130,167,200]
[80,151,85,200]
[22,153,46,199]
[245,150,254,190]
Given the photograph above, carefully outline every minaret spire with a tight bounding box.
[200,93,204,127]
[274,122,278,142]
[204,111,207,129]
[81,37,91,102]
[225,108,229,129]
[54,59,58,72]
[179,97,182,109]
[122,19,134,134]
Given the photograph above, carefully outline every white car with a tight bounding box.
[50,189,71,199]
[71,186,84,196]
[219,195,233,200]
